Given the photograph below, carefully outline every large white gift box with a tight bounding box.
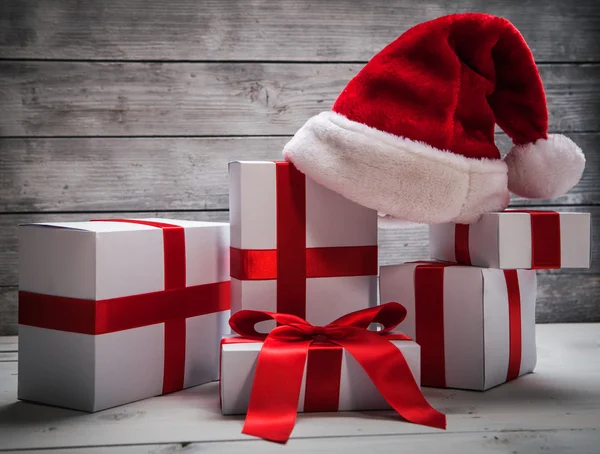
[380,262,537,391]
[18,218,230,412]
[429,210,591,269]
[220,336,420,415]
[229,161,378,326]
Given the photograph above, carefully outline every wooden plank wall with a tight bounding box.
[0,0,599,334]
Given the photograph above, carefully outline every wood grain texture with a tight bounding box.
[4,430,596,454]
[0,134,598,213]
[0,351,17,361]
[0,287,17,336]
[0,137,284,212]
[1,323,599,449]
[1,0,599,62]
[0,62,598,137]
[0,336,17,353]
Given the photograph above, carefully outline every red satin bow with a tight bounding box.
[229,302,447,443]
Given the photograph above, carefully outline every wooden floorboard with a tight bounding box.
[0,134,598,213]
[1,0,599,62]
[3,430,596,454]
[0,324,598,451]
[0,352,16,362]
[0,62,597,136]
[0,337,17,350]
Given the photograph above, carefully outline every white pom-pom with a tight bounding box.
[505,134,585,199]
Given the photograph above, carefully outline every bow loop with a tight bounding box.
[230,302,408,341]
[328,301,407,333]
[229,309,311,340]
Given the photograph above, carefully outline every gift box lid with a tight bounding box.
[429,210,591,269]
[19,218,230,301]
[20,218,228,231]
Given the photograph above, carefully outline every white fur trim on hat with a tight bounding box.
[505,134,585,199]
[377,213,425,230]
[283,111,510,225]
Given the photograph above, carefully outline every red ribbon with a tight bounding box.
[454,211,561,268]
[231,162,378,319]
[414,263,449,387]
[19,219,230,395]
[412,261,522,387]
[508,211,561,269]
[503,270,523,381]
[228,302,446,443]
[101,219,188,393]
[222,337,344,413]
[454,224,472,265]
[275,162,308,319]
[230,246,378,280]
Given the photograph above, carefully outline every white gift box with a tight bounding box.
[380,262,537,391]
[229,161,378,326]
[220,337,420,415]
[18,218,230,412]
[429,211,591,269]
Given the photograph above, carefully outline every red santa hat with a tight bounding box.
[283,13,585,224]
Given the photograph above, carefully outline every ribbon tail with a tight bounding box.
[242,336,311,443]
[341,334,447,430]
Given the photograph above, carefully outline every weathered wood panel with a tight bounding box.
[0,336,17,354]
[535,274,600,324]
[0,287,17,336]
[0,137,283,212]
[6,430,597,454]
[0,207,598,335]
[0,63,597,137]
[0,134,598,213]
[1,0,599,62]
[0,336,17,350]
[0,351,17,361]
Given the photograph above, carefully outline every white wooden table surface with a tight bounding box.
[0,324,599,454]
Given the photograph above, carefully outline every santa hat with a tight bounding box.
[283,13,585,224]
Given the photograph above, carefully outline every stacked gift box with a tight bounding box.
[222,161,446,441]
[380,211,591,391]
[228,161,379,325]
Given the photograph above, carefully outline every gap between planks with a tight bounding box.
[0,428,598,453]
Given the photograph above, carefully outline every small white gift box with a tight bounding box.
[229,161,378,326]
[429,210,591,269]
[380,261,537,390]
